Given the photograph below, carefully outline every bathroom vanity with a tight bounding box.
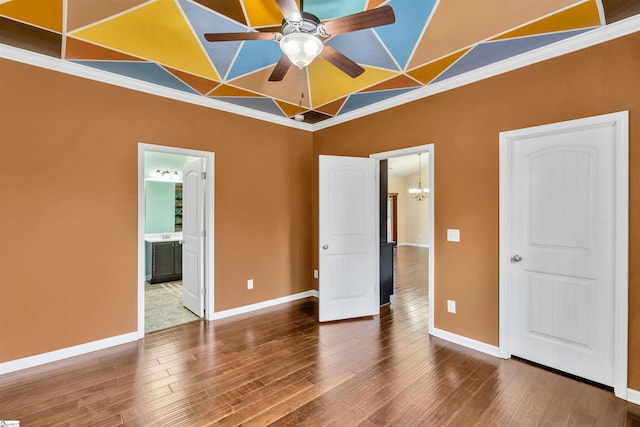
[145,234,183,284]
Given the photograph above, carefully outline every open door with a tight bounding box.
[319,155,378,322]
[182,158,205,316]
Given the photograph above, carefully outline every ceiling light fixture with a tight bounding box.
[279,32,323,68]
[277,12,325,70]
[408,153,430,201]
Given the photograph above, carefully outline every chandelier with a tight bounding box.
[408,153,429,201]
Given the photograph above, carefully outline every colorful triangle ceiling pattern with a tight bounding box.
[0,0,608,123]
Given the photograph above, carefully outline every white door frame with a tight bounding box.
[137,143,215,338]
[371,144,435,334]
[498,111,628,398]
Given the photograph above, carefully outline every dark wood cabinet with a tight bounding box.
[150,241,182,284]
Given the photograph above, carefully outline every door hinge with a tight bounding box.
[201,171,206,180]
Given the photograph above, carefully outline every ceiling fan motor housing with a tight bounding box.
[281,12,323,36]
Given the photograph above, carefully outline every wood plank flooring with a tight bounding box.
[1,246,638,426]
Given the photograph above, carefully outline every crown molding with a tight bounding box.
[2,14,638,132]
[312,14,640,131]
[0,44,313,132]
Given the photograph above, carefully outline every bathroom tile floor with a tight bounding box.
[145,280,199,332]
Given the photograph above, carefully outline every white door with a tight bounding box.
[319,155,378,322]
[182,158,205,317]
[508,122,616,386]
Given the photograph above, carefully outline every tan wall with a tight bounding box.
[403,170,430,246]
[313,33,640,389]
[389,172,430,245]
[0,59,313,362]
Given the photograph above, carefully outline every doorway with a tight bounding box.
[137,144,215,337]
[499,111,628,398]
[371,144,434,333]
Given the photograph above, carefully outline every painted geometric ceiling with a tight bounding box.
[0,0,636,125]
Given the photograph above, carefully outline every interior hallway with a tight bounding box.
[0,246,638,425]
[391,245,429,310]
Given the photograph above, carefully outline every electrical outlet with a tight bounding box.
[447,300,456,313]
[247,279,253,290]
[313,269,319,279]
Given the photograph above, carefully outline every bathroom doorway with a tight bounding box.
[137,144,215,336]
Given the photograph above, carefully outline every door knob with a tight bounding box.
[322,244,329,250]
[511,254,523,262]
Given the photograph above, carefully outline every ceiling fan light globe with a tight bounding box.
[280,33,323,68]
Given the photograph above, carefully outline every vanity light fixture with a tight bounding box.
[154,169,180,180]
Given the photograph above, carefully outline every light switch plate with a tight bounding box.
[313,269,319,279]
[447,300,456,313]
[447,229,460,242]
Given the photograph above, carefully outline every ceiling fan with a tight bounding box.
[204,0,395,82]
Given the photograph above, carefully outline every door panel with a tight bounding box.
[529,150,591,249]
[527,273,594,346]
[319,155,378,322]
[509,124,615,386]
[182,159,205,317]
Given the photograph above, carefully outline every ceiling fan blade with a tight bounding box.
[322,5,395,36]
[320,45,364,78]
[204,32,278,42]
[268,55,292,81]
[276,0,302,22]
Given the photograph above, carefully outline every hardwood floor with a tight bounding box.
[1,246,638,426]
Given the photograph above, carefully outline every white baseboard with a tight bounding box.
[628,388,640,405]
[310,289,319,298]
[0,332,138,375]
[0,291,317,376]
[397,243,430,248]
[431,327,501,358]
[211,290,316,320]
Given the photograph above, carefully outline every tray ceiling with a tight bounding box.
[0,0,633,125]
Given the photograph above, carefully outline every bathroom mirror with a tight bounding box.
[145,181,182,233]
